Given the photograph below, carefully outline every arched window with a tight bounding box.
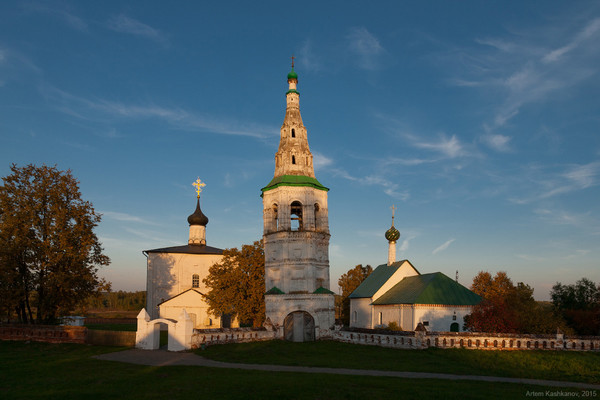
[314,203,320,230]
[353,311,357,322]
[290,201,303,231]
[292,155,296,164]
[378,312,383,325]
[273,203,279,230]
[192,274,199,288]
[291,128,295,138]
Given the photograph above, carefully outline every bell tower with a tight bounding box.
[261,61,335,341]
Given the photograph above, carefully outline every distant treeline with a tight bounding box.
[82,291,146,311]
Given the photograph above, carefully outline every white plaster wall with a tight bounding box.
[413,305,472,332]
[372,304,471,332]
[158,291,219,329]
[349,298,373,329]
[146,252,223,319]
[263,185,331,294]
[265,293,335,338]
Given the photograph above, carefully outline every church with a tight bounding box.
[349,214,481,332]
[143,179,237,329]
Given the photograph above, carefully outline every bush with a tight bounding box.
[387,321,402,331]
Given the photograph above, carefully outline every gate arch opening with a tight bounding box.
[283,311,315,342]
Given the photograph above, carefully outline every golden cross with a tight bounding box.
[192,177,206,198]
[390,205,396,224]
[291,55,295,68]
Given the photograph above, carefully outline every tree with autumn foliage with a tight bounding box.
[338,264,372,325]
[464,271,570,334]
[0,164,110,323]
[203,240,265,328]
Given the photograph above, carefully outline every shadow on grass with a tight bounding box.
[0,341,592,400]
[197,339,600,384]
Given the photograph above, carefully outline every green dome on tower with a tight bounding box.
[287,68,298,81]
[385,225,400,242]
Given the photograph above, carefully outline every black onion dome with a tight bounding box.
[385,225,400,242]
[187,198,209,226]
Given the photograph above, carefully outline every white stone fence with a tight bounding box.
[191,327,277,349]
[334,329,600,351]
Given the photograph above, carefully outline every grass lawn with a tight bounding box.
[198,340,600,384]
[1,341,594,399]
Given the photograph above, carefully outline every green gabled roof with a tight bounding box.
[348,261,411,299]
[261,175,329,192]
[313,286,335,294]
[372,272,482,306]
[265,286,284,295]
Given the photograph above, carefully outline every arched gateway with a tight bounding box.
[284,311,315,342]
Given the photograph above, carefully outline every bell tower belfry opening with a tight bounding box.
[261,60,335,341]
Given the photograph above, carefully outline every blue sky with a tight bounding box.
[1,1,599,300]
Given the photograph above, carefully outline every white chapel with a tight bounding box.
[349,212,481,332]
[143,181,235,329]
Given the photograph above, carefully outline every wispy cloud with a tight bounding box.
[432,238,455,254]
[542,18,600,63]
[481,133,512,152]
[313,152,333,170]
[107,15,168,46]
[124,227,179,245]
[413,134,465,158]
[563,249,591,260]
[509,162,600,204]
[445,16,600,128]
[41,85,277,139]
[330,167,409,200]
[101,211,158,225]
[22,2,87,31]
[534,208,592,227]
[297,39,321,72]
[347,27,386,70]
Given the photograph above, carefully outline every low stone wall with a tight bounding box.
[430,332,600,351]
[191,327,277,348]
[85,330,136,347]
[334,329,600,351]
[334,329,418,349]
[0,324,86,344]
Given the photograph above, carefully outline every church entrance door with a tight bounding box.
[221,314,231,328]
[450,322,459,332]
[284,311,315,342]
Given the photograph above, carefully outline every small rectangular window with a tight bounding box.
[423,321,429,326]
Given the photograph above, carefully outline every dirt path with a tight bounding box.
[94,349,600,390]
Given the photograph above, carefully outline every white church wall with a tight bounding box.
[146,252,222,319]
[413,305,472,332]
[349,298,373,329]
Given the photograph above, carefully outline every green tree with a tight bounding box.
[551,278,600,335]
[203,241,265,328]
[0,164,110,323]
[338,264,372,325]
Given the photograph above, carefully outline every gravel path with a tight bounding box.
[94,349,600,390]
